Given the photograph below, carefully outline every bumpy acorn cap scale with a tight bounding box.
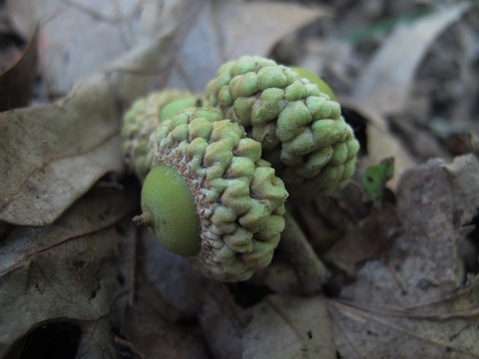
[148,107,288,281]
[121,91,203,179]
[205,55,360,195]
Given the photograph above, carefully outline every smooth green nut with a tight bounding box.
[159,96,204,121]
[138,165,200,256]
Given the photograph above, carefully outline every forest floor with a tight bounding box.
[1,1,479,358]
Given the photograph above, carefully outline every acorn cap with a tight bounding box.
[205,55,359,195]
[150,106,288,281]
[121,91,204,179]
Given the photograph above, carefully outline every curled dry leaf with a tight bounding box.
[0,186,137,358]
[351,2,471,115]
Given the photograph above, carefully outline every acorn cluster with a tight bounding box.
[121,55,359,281]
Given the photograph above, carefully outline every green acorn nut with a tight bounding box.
[121,91,204,179]
[137,107,288,281]
[290,66,337,101]
[135,164,201,256]
[205,55,360,196]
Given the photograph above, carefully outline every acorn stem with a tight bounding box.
[279,209,329,294]
[132,213,150,227]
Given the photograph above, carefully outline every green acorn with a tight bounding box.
[290,66,337,101]
[134,107,288,281]
[121,91,204,179]
[205,55,359,195]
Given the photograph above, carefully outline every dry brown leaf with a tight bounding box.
[6,0,195,96]
[123,302,209,359]
[0,186,136,357]
[140,230,214,321]
[0,186,136,274]
[330,154,479,358]
[322,205,401,277]
[199,285,246,359]
[341,154,479,307]
[243,294,336,359]
[393,155,479,301]
[329,277,479,359]
[120,231,214,358]
[351,3,471,115]
[0,32,178,226]
[167,0,330,91]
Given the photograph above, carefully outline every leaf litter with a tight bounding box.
[1,0,479,358]
[332,154,479,358]
[0,4,187,226]
[351,2,472,116]
[0,185,137,358]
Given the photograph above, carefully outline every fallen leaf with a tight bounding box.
[243,293,336,359]
[393,156,476,300]
[329,277,479,359]
[140,230,214,321]
[351,2,471,115]
[167,0,330,91]
[6,0,195,96]
[123,285,209,359]
[0,186,137,357]
[0,32,178,226]
[120,230,215,358]
[199,285,246,359]
[330,154,479,358]
[322,205,401,277]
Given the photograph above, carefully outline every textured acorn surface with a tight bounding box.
[150,107,288,281]
[121,91,203,179]
[205,55,359,195]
